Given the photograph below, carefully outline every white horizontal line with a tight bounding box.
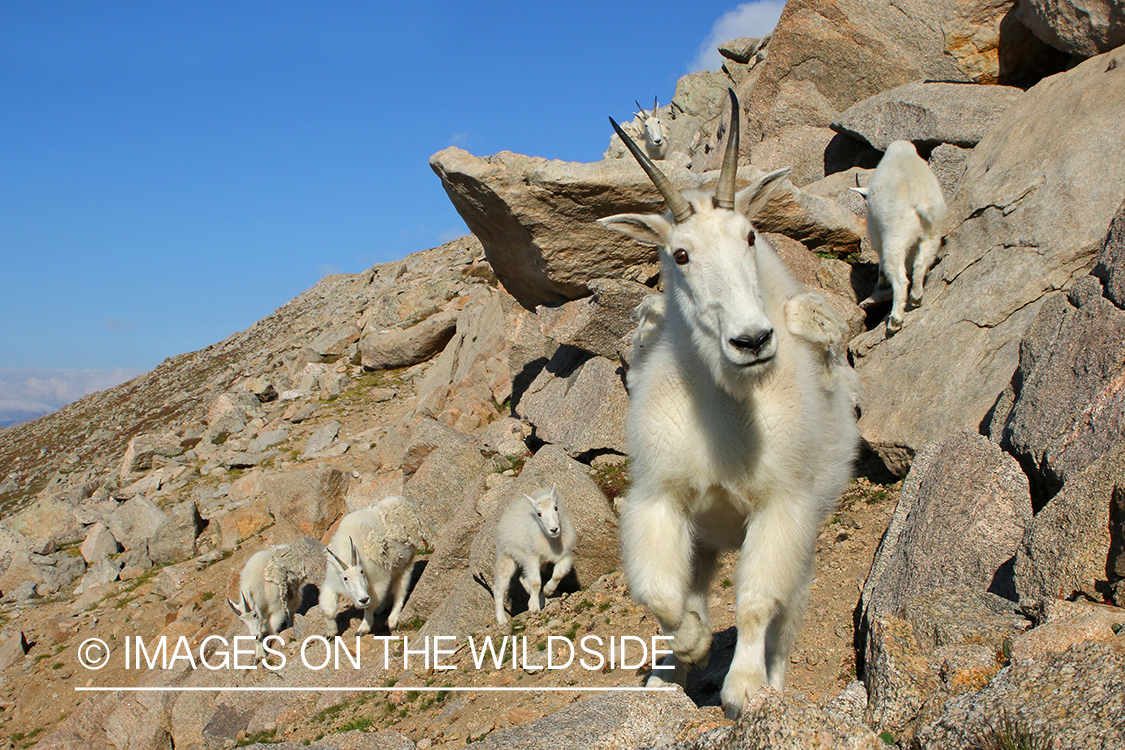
[75,686,676,693]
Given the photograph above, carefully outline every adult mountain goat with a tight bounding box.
[599,90,859,717]
[321,496,427,636]
[634,97,669,160]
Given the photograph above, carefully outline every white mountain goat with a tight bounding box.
[599,89,859,717]
[321,496,427,635]
[493,485,577,625]
[634,97,669,160]
[229,536,368,654]
[851,140,947,333]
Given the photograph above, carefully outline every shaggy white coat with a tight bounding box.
[493,485,577,625]
[321,496,425,635]
[854,140,947,332]
[601,173,859,717]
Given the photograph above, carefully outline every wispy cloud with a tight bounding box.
[103,317,139,334]
[0,368,144,427]
[437,228,467,245]
[688,1,786,73]
[449,132,470,147]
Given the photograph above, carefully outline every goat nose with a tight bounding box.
[730,328,773,354]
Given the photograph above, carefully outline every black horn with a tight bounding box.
[610,116,694,223]
[714,88,741,210]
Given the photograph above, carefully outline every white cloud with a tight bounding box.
[688,1,786,73]
[0,368,144,426]
[448,132,470,147]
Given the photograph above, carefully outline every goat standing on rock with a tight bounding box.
[599,89,859,717]
[493,485,577,625]
[852,139,947,333]
[634,97,669,161]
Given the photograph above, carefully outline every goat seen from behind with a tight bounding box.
[599,89,859,717]
[852,139,947,333]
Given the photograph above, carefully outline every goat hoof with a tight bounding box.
[886,317,902,334]
[357,621,373,636]
[720,670,767,719]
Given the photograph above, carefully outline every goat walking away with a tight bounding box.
[852,139,947,333]
[599,89,859,717]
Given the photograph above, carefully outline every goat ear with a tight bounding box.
[228,597,243,615]
[325,548,345,572]
[848,186,870,198]
[735,167,791,220]
[598,214,674,247]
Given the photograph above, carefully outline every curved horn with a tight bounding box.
[326,546,347,570]
[609,116,694,223]
[714,88,741,210]
[653,95,659,112]
[635,100,646,117]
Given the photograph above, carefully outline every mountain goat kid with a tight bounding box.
[321,496,427,636]
[600,89,859,718]
[852,140,947,333]
[493,485,577,625]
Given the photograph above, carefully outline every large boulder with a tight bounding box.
[119,432,185,479]
[754,180,866,258]
[108,496,169,552]
[1015,0,1125,57]
[694,0,1031,184]
[255,467,348,539]
[1014,440,1125,610]
[147,500,204,565]
[516,349,630,459]
[358,309,459,370]
[471,689,706,750]
[860,431,1032,642]
[851,46,1125,474]
[536,278,652,361]
[913,639,1125,750]
[431,150,857,310]
[994,277,1125,502]
[831,81,1023,150]
[402,439,486,540]
[415,291,507,408]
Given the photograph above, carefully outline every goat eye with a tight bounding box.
[748,231,756,246]
[673,249,689,265]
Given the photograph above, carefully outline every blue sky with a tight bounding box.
[0,1,784,423]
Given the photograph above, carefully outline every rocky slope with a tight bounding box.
[3,1,1125,749]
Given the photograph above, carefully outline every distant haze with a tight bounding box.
[0,368,144,427]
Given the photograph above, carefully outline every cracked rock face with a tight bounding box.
[851,47,1125,475]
